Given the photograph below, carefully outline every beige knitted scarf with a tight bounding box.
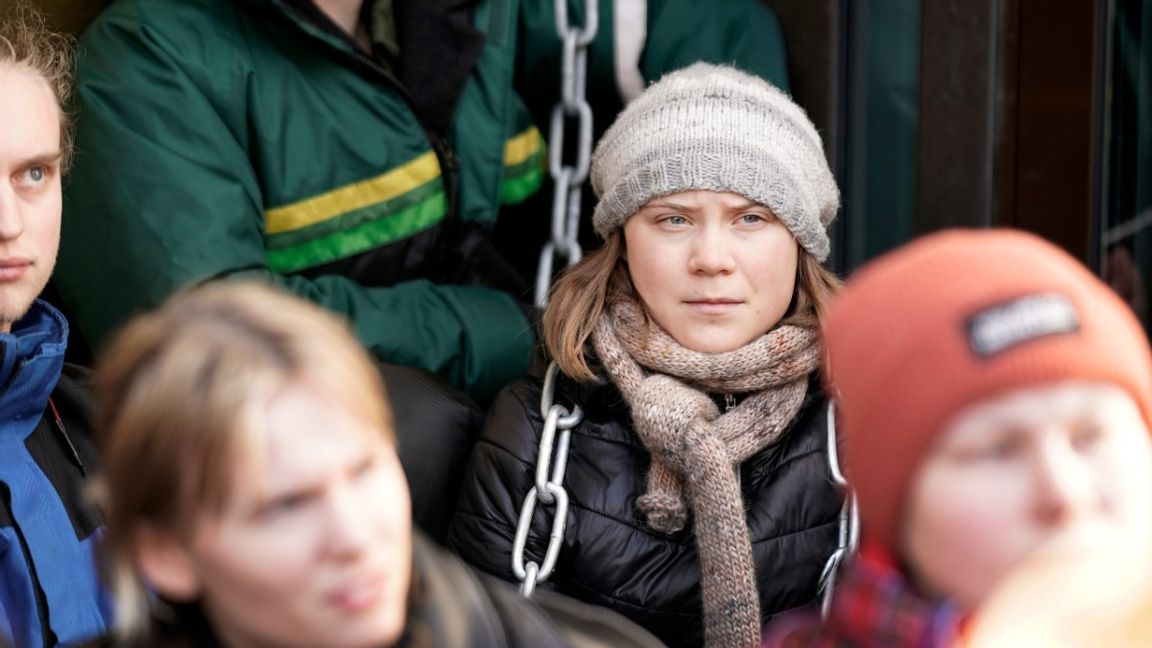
[591,300,820,648]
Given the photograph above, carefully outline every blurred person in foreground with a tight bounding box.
[0,5,111,645]
[88,282,662,648]
[763,229,1152,647]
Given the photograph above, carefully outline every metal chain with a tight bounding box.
[534,0,599,308]
[818,401,860,618]
[511,362,584,596]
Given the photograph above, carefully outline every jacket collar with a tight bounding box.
[243,0,484,136]
[242,0,359,52]
[822,542,966,648]
[0,300,68,423]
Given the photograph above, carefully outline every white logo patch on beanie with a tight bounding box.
[967,292,1080,358]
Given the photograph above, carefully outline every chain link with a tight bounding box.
[818,401,860,617]
[512,362,584,596]
[534,0,598,307]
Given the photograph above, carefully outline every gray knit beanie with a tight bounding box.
[590,63,840,262]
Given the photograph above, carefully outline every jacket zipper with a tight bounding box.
[335,49,462,278]
[336,52,460,227]
[724,394,736,412]
[47,397,86,477]
[1,485,55,646]
[267,2,461,225]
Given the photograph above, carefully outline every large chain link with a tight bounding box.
[534,0,599,307]
[818,401,860,617]
[511,362,584,596]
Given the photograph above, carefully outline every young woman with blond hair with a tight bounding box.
[89,283,661,648]
[450,63,847,648]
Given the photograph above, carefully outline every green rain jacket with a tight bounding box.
[60,0,545,402]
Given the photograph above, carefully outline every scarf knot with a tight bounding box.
[630,373,719,473]
[591,299,820,648]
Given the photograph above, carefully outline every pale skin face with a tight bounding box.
[139,381,413,648]
[0,64,62,333]
[622,190,799,353]
[901,381,1152,611]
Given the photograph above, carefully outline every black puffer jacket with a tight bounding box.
[449,374,844,648]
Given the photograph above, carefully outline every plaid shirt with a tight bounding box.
[762,544,966,648]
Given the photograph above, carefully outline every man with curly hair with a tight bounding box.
[0,5,112,645]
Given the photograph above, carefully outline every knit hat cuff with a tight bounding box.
[592,145,833,262]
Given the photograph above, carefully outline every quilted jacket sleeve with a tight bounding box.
[448,378,554,584]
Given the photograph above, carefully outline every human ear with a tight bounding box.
[133,525,203,601]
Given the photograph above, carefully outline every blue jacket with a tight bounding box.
[0,301,111,647]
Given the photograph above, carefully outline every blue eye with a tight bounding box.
[740,213,766,224]
[15,166,48,188]
[660,214,689,227]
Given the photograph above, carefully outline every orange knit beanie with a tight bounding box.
[823,228,1152,553]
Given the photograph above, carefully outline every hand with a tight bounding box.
[965,524,1152,647]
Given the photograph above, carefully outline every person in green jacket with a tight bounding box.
[58,0,789,403]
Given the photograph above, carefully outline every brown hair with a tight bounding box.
[0,3,76,169]
[94,282,393,637]
[543,231,842,381]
